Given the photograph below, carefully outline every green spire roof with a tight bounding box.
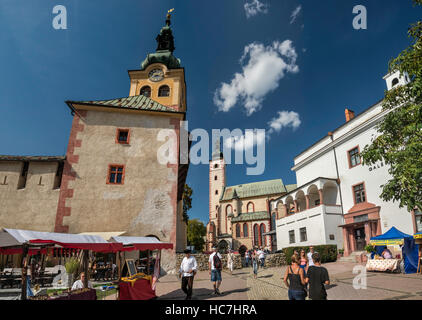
[141,13,181,70]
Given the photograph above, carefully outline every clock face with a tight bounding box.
[148,69,164,82]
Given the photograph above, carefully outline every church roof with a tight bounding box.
[67,95,183,115]
[231,211,270,223]
[220,179,287,201]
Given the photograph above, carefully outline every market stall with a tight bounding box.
[368,227,419,274]
[414,232,422,274]
[109,236,173,300]
[0,228,123,300]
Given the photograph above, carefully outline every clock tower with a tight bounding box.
[128,13,187,113]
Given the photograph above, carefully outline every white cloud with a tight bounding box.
[244,0,269,18]
[290,5,302,24]
[214,40,299,116]
[224,129,265,152]
[268,111,301,135]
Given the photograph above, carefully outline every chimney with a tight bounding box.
[345,108,355,122]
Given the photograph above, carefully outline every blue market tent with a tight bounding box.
[370,227,419,274]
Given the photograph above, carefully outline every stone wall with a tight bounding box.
[176,253,286,271]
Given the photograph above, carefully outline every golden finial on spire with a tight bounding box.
[166,8,174,26]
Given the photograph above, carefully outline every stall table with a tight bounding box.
[119,278,156,300]
[366,259,400,272]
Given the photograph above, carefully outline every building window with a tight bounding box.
[353,183,366,204]
[315,199,320,206]
[107,165,125,185]
[254,224,259,246]
[289,230,295,244]
[271,213,276,231]
[53,161,64,189]
[392,78,399,87]
[415,210,422,232]
[214,176,217,180]
[215,190,218,195]
[140,86,151,97]
[158,85,170,97]
[214,164,218,169]
[260,224,266,246]
[348,147,361,168]
[116,129,130,144]
[247,202,254,213]
[354,214,368,223]
[236,224,241,238]
[243,223,248,238]
[300,227,307,242]
[329,234,335,240]
[17,161,29,189]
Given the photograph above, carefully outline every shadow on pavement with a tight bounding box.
[158,287,250,300]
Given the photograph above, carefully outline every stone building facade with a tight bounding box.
[0,14,188,271]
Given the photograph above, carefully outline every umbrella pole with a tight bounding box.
[83,250,89,288]
[21,244,29,300]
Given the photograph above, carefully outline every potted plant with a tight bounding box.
[65,257,80,289]
[364,244,375,261]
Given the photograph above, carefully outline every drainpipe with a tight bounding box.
[328,132,344,216]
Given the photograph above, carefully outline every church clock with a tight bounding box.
[148,69,164,82]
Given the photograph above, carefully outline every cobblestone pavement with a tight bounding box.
[154,261,422,300]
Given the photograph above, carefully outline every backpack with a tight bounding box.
[213,253,222,270]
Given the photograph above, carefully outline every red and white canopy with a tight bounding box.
[0,228,123,253]
[110,236,173,251]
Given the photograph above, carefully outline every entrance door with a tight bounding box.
[354,227,366,251]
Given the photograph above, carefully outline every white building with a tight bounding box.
[273,71,420,256]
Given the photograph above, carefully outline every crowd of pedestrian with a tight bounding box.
[178,245,330,300]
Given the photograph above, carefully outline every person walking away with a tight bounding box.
[179,249,197,300]
[252,251,259,279]
[307,246,316,267]
[299,250,309,277]
[209,246,223,295]
[227,250,234,275]
[305,253,330,300]
[283,255,306,300]
[258,247,266,268]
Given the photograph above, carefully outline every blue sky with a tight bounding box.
[0,0,420,225]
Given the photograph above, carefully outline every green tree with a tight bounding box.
[182,184,193,224]
[361,0,422,212]
[187,219,207,252]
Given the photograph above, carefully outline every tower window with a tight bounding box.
[214,176,217,180]
[107,165,125,185]
[53,161,64,189]
[214,164,218,169]
[391,78,399,87]
[158,85,170,97]
[17,161,29,189]
[215,190,218,195]
[116,129,130,144]
[140,86,151,97]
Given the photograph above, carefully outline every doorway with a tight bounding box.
[354,227,366,251]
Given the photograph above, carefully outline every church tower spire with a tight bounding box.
[140,10,181,70]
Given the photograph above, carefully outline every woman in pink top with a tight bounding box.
[299,250,309,276]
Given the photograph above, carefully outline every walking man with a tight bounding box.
[305,252,330,300]
[179,249,197,300]
[307,246,316,267]
[209,246,223,295]
[258,247,266,268]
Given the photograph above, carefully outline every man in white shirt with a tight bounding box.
[71,272,93,290]
[179,249,197,300]
[209,246,223,295]
[258,247,265,268]
[307,246,316,267]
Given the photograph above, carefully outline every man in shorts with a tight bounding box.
[209,246,223,295]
